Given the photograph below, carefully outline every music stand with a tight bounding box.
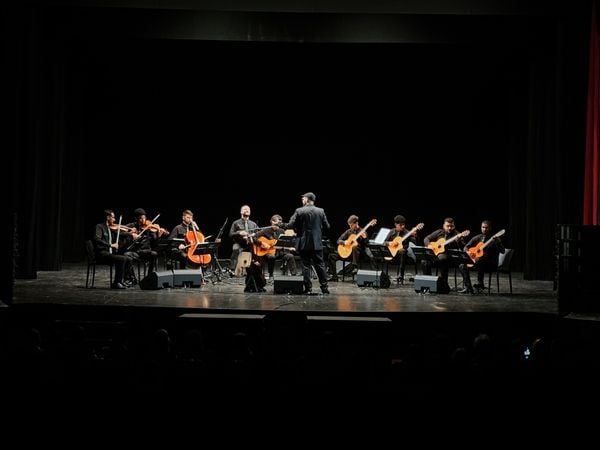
[276,234,296,250]
[192,242,224,282]
[411,246,436,262]
[446,249,472,266]
[367,243,393,272]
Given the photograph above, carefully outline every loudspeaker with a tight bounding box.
[172,269,203,287]
[273,275,304,294]
[414,275,449,294]
[139,271,174,290]
[356,270,390,288]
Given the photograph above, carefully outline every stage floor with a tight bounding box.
[11,262,558,315]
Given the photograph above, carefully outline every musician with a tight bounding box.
[229,205,258,273]
[422,217,472,293]
[254,214,297,279]
[461,220,505,292]
[327,215,369,282]
[385,215,418,284]
[124,208,159,274]
[93,209,134,289]
[168,209,201,270]
[287,192,330,294]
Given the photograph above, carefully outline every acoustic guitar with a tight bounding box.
[466,229,506,263]
[427,230,471,256]
[253,236,296,257]
[337,219,377,259]
[387,223,424,258]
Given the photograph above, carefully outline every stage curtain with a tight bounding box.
[584,0,600,225]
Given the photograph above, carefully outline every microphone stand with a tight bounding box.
[208,217,232,282]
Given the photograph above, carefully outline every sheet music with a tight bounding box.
[371,227,391,245]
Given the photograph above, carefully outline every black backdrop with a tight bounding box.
[80,39,514,241]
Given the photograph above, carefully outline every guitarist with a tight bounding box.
[385,215,420,284]
[254,214,298,279]
[423,217,472,293]
[462,220,506,292]
[327,215,375,282]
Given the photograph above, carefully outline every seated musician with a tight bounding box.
[123,208,160,274]
[168,209,201,270]
[327,215,373,282]
[93,209,135,289]
[461,220,505,292]
[422,217,472,294]
[229,205,258,274]
[384,215,421,284]
[253,214,297,279]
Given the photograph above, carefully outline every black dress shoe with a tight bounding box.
[458,287,474,294]
[111,282,126,289]
[321,287,330,295]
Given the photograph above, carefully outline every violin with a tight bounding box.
[109,224,135,233]
[141,220,169,237]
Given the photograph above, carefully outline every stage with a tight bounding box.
[11,262,557,315]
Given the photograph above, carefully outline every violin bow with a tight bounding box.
[115,215,123,252]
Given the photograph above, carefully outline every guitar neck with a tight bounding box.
[444,232,464,246]
[362,223,374,234]
[401,225,421,240]
[480,230,505,251]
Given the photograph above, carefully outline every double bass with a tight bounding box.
[185,222,212,266]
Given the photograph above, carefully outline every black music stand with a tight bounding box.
[444,249,472,290]
[276,234,296,250]
[156,238,184,270]
[411,246,436,262]
[192,242,222,283]
[367,243,392,272]
[411,246,436,275]
[193,242,218,255]
[446,249,472,266]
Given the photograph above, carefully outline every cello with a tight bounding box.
[185,222,212,266]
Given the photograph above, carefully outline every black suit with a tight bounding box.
[287,204,330,292]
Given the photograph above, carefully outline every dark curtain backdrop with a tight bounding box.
[6,4,590,285]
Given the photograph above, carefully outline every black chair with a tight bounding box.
[85,240,113,288]
[486,248,515,295]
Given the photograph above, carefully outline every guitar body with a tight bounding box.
[387,236,404,258]
[337,235,358,259]
[254,236,277,257]
[467,241,485,262]
[428,237,447,256]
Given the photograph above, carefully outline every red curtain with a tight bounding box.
[584,0,600,225]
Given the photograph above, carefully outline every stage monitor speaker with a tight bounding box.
[414,275,449,294]
[172,269,203,287]
[356,270,390,288]
[273,275,304,294]
[139,271,173,290]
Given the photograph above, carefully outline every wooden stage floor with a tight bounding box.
[11,262,558,316]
